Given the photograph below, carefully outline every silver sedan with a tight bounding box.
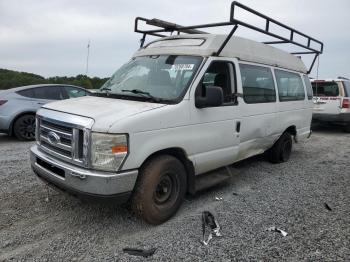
[0,84,90,140]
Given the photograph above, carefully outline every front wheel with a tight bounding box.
[267,132,292,163]
[131,155,187,225]
[13,114,36,141]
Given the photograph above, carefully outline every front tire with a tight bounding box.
[267,132,292,163]
[13,114,36,141]
[131,155,187,225]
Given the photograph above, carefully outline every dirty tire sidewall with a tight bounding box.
[13,114,36,141]
[343,124,350,133]
[131,155,187,225]
[268,132,292,163]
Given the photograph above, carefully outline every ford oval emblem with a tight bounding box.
[47,131,60,145]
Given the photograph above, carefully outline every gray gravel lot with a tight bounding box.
[0,126,349,261]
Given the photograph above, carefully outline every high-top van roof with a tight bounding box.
[134,2,323,75]
[133,34,308,73]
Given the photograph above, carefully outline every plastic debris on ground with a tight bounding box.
[267,226,288,237]
[201,211,222,245]
[122,247,156,258]
[215,197,223,201]
[324,202,332,211]
[45,186,50,202]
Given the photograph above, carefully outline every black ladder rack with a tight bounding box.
[134,1,323,74]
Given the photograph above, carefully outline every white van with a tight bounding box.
[30,2,323,224]
[311,78,350,132]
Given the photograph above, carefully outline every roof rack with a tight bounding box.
[338,76,349,80]
[134,1,323,74]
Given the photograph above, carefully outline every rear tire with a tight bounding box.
[267,132,292,163]
[131,155,187,225]
[343,124,350,133]
[13,114,36,141]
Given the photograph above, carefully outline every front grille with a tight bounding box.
[37,117,86,166]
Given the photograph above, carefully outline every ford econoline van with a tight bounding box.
[30,2,323,224]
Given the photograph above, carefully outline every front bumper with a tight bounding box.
[30,145,138,202]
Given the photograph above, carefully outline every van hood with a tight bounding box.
[43,96,166,131]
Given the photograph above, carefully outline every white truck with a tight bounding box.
[30,2,323,224]
[311,78,350,132]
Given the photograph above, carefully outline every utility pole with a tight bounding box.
[85,39,90,76]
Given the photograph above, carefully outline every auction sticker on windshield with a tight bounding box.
[171,64,194,71]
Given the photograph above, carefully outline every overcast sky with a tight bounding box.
[0,0,349,79]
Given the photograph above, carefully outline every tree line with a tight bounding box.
[0,68,109,90]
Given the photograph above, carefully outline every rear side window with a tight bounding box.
[17,89,35,98]
[275,70,305,101]
[240,64,276,104]
[303,75,313,100]
[311,81,339,97]
[33,86,64,100]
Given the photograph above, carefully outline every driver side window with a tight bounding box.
[196,61,234,104]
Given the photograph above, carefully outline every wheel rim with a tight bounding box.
[281,139,292,161]
[18,116,35,140]
[154,173,178,205]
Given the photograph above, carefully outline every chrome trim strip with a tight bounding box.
[40,144,72,160]
[37,108,94,129]
[40,125,72,139]
[40,135,72,151]
[72,128,79,160]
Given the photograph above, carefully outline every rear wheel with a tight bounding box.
[13,114,36,141]
[343,124,350,133]
[267,132,292,163]
[131,155,187,225]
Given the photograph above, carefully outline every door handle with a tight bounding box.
[236,121,241,133]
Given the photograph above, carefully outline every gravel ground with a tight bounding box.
[0,126,349,261]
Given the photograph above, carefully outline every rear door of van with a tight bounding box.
[312,80,342,114]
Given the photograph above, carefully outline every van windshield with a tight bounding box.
[311,81,340,97]
[98,55,202,103]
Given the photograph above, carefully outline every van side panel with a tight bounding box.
[273,70,312,141]
[236,62,278,161]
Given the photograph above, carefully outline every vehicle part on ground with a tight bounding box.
[267,132,293,163]
[13,114,36,141]
[131,155,187,225]
[324,203,332,211]
[201,211,222,245]
[267,226,288,237]
[122,247,156,258]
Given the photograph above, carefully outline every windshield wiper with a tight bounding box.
[121,89,163,102]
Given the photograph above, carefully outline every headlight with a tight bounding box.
[90,132,128,172]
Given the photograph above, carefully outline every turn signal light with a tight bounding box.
[111,145,128,154]
[0,100,7,106]
[342,98,350,108]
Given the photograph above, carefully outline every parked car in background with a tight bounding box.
[0,84,91,140]
[311,77,350,132]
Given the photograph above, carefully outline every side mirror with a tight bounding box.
[195,86,224,108]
